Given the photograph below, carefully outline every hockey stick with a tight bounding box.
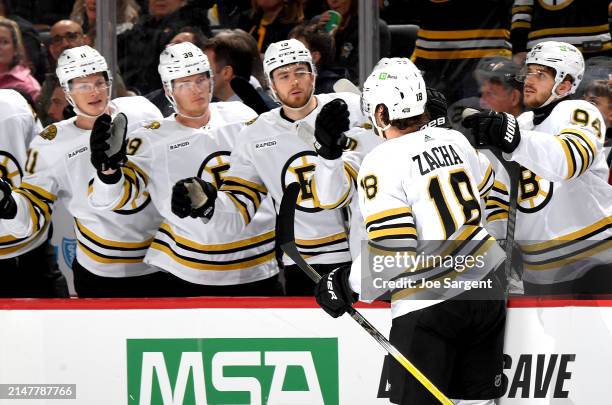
[462,108,521,288]
[278,182,453,405]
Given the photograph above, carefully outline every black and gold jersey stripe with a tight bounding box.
[220,176,268,226]
[365,207,417,242]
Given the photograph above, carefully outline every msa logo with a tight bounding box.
[127,338,339,405]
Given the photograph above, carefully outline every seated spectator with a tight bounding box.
[48,20,86,68]
[583,79,612,129]
[237,0,304,52]
[317,0,390,84]
[0,0,44,84]
[169,25,208,49]
[118,0,213,95]
[0,17,40,100]
[289,22,349,94]
[475,57,524,117]
[70,0,141,44]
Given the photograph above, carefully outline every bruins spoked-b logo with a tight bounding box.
[198,151,231,188]
[0,151,23,187]
[281,151,321,213]
[518,166,553,213]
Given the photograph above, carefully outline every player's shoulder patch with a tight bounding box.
[39,124,57,140]
[245,116,259,126]
[360,122,372,130]
[143,120,161,130]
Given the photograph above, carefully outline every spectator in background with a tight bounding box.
[317,0,390,84]
[0,0,45,84]
[48,20,86,67]
[476,57,524,117]
[238,0,304,52]
[289,22,349,94]
[582,79,612,171]
[0,17,40,101]
[118,0,213,95]
[70,0,141,44]
[7,0,74,29]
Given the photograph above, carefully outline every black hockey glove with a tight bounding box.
[315,265,357,318]
[0,177,16,219]
[424,87,450,128]
[314,98,350,160]
[90,113,128,172]
[462,110,521,154]
[171,177,217,222]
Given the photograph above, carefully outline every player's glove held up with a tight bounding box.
[462,110,521,154]
[314,98,350,160]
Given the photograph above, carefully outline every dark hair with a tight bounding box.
[250,0,304,24]
[203,33,254,79]
[176,26,208,50]
[289,23,335,68]
[584,79,611,99]
[378,104,430,131]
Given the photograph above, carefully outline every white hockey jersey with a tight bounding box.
[0,90,47,258]
[358,127,505,318]
[213,92,370,265]
[89,102,278,285]
[2,96,163,277]
[312,126,383,259]
[484,99,612,285]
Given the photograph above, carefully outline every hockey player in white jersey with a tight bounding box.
[0,89,68,297]
[171,39,370,295]
[463,41,612,295]
[0,45,166,297]
[314,61,507,404]
[88,42,282,295]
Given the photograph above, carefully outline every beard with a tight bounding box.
[277,87,313,109]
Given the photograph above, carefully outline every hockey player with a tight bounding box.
[88,42,281,295]
[0,89,68,297]
[0,45,165,298]
[170,39,370,295]
[314,61,507,404]
[463,41,612,295]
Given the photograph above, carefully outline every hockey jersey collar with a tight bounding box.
[532,98,564,125]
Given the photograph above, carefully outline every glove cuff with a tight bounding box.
[97,169,122,184]
[314,141,343,160]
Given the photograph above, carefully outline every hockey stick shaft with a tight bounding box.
[279,183,453,405]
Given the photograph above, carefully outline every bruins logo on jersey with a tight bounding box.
[245,116,259,126]
[198,151,231,188]
[39,124,57,140]
[517,166,553,213]
[359,122,372,130]
[143,121,161,130]
[0,151,23,187]
[281,151,321,213]
[538,0,574,11]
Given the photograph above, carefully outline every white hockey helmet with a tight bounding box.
[56,45,112,117]
[263,39,315,81]
[158,42,213,116]
[361,59,426,136]
[524,41,585,106]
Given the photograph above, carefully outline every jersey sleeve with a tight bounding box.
[88,129,153,212]
[3,139,59,238]
[510,0,533,53]
[312,127,377,210]
[216,135,268,228]
[479,151,510,240]
[509,102,606,182]
[358,151,417,248]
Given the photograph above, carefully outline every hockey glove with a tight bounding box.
[314,265,357,318]
[462,110,521,154]
[425,87,450,128]
[90,113,128,172]
[0,177,16,219]
[314,98,350,160]
[171,177,217,222]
